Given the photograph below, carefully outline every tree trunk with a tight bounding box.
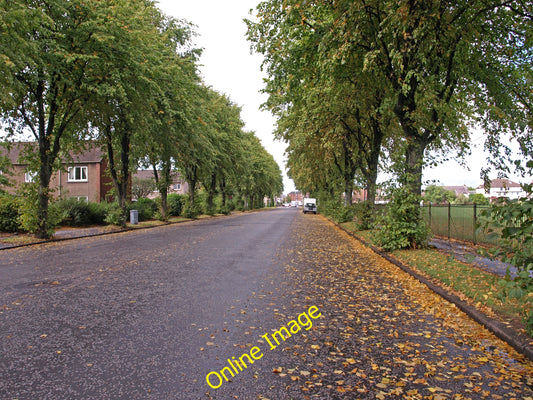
[344,178,353,206]
[364,114,384,209]
[207,169,217,212]
[153,160,171,221]
[404,134,428,196]
[36,143,52,239]
[220,176,227,209]
[104,120,131,227]
[186,164,197,205]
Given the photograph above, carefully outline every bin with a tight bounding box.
[130,209,139,225]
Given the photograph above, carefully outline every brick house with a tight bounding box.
[133,169,189,199]
[287,191,303,202]
[1,141,115,203]
[352,188,388,204]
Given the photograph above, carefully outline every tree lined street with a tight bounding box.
[1,209,531,399]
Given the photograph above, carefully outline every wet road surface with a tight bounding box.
[1,209,531,399]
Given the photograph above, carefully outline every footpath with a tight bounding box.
[430,237,515,279]
[262,213,533,399]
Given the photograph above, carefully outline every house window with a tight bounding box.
[69,196,88,203]
[25,171,37,183]
[68,166,88,182]
[173,184,181,190]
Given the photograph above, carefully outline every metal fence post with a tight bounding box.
[473,203,477,245]
[448,202,451,239]
[429,202,432,231]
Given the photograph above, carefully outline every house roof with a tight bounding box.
[1,141,106,165]
[443,185,471,196]
[134,169,184,182]
[476,179,522,189]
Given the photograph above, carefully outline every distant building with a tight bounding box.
[287,191,303,202]
[442,185,474,197]
[352,188,388,204]
[133,169,188,199]
[476,179,526,200]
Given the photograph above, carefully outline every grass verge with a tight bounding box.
[341,222,532,336]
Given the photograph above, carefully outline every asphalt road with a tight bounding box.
[1,209,532,400]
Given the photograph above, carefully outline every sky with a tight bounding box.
[155,1,528,194]
[156,0,295,192]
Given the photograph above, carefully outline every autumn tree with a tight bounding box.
[238,131,283,209]
[248,0,531,248]
[198,90,245,214]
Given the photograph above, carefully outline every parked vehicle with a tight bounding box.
[303,198,317,214]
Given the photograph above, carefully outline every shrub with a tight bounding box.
[104,203,124,226]
[479,181,533,335]
[134,197,157,221]
[56,198,91,226]
[167,194,187,216]
[17,185,62,236]
[353,202,374,230]
[319,197,355,223]
[87,202,108,225]
[376,184,431,251]
[183,192,206,218]
[0,195,22,232]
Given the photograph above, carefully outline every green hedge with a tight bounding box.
[0,195,23,232]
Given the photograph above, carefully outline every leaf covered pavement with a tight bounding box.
[234,213,533,400]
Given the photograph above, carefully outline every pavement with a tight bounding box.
[430,237,516,278]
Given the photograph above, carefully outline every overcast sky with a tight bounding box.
[156,0,295,192]
[156,1,527,192]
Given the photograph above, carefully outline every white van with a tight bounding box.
[303,198,317,214]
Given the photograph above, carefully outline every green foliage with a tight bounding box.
[55,198,114,226]
[424,185,456,204]
[352,202,376,230]
[167,194,187,217]
[454,194,469,205]
[0,155,11,193]
[480,183,533,333]
[319,197,355,223]
[17,185,62,236]
[56,198,92,227]
[134,197,157,221]
[376,185,431,251]
[247,0,531,236]
[469,193,489,205]
[183,192,206,219]
[0,195,22,232]
[104,203,125,226]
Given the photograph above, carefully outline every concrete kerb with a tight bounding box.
[325,215,533,362]
[0,207,278,251]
